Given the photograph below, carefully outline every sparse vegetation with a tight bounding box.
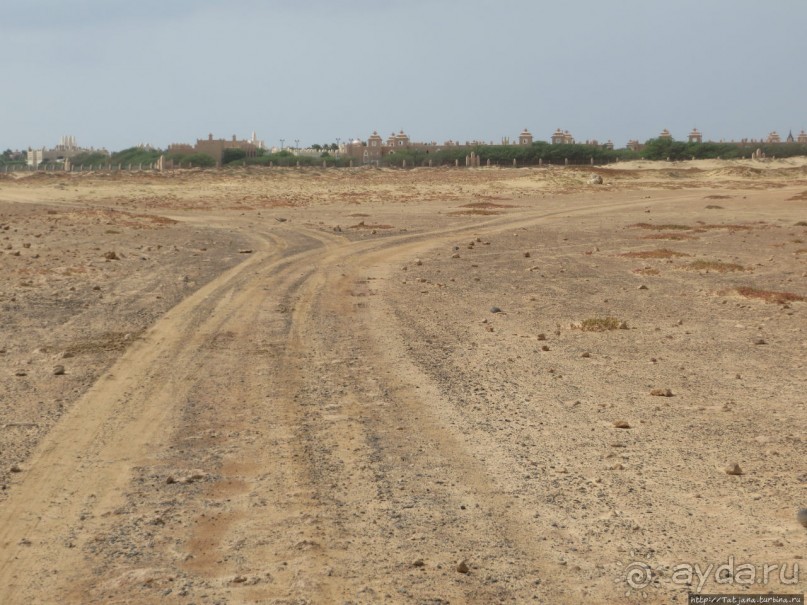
[620,248,691,259]
[629,223,691,231]
[641,233,697,240]
[632,267,661,276]
[572,317,627,332]
[736,287,805,304]
[683,260,746,272]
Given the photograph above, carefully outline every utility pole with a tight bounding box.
[280,139,285,150]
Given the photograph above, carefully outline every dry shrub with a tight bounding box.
[704,195,731,200]
[349,221,393,229]
[458,201,515,209]
[633,267,661,276]
[795,221,807,227]
[699,223,753,231]
[629,223,691,231]
[736,287,805,304]
[683,260,746,272]
[787,191,807,201]
[572,317,627,332]
[448,209,503,216]
[620,248,691,259]
[641,233,697,241]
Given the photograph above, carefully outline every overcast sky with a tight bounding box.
[2,0,805,151]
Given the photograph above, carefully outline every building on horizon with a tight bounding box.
[26,135,108,168]
[167,132,266,164]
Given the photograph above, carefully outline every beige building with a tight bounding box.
[551,129,574,144]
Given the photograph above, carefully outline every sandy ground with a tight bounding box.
[0,161,805,604]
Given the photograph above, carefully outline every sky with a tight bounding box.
[2,0,806,152]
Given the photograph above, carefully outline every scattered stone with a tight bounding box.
[238,249,253,254]
[613,420,631,429]
[638,284,648,290]
[797,508,807,528]
[581,352,591,358]
[524,251,531,258]
[103,251,119,260]
[650,388,673,397]
[541,345,550,352]
[412,559,425,568]
[588,174,603,185]
[451,253,460,259]
[10,465,22,473]
[53,365,65,376]
[414,258,422,266]
[275,217,288,222]
[456,560,470,574]
[333,225,342,232]
[725,463,744,476]
[753,337,766,345]
[536,333,547,341]
[166,476,176,484]
[490,306,503,314]
[14,370,27,377]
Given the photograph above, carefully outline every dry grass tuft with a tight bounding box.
[572,317,627,332]
[683,260,746,272]
[629,223,691,231]
[736,287,805,304]
[349,221,393,230]
[458,201,515,209]
[641,233,698,241]
[448,209,503,216]
[786,191,807,201]
[632,267,661,276]
[620,248,691,259]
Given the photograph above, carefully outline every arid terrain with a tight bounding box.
[0,160,805,604]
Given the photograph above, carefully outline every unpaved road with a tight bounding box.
[0,164,805,604]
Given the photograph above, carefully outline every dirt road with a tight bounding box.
[1,165,805,604]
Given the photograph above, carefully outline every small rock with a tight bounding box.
[650,388,673,397]
[541,345,550,352]
[14,370,27,377]
[275,217,287,222]
[238,249,253,254]
[414,258,422,266]
[490,306,503,314]
[638,284,648,290]
[456,560,470,574]
[166,476,176,484]
[103,251,119,260]
[613,420,631,429]
[797,508,807,528]
[524,251,531,258]
[10,465,22,473]
[451,253,460,259]
[536,333,547,341]
[53,365,65,376]
[753,337,766,345]
[581,352,591,358]
[333,225,342,232]
[588,174,603,185]
[412,559,425,568]
[725,463,744,476]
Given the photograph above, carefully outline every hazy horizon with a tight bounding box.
[2,0,805,151]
